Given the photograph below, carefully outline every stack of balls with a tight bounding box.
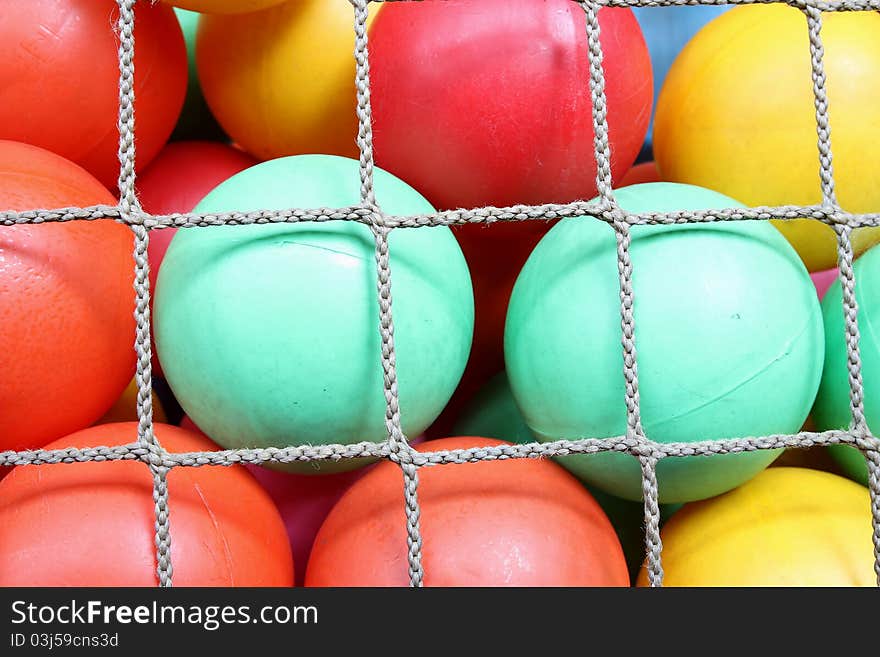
[0,0,877,587]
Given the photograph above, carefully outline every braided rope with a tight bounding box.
[115,0,173,588]
[3,428,877,469]
[5,203,880,230]
[0,0,877,587]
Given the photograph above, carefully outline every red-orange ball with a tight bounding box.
[0,0,187,190]
[0,140,135,452]
[0,423,294,586]
[307,437,629,586]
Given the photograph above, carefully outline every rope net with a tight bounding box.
[1,0,879,588]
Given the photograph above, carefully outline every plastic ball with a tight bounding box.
[171,9,226,141]
[0,423,293,586]
[811,268,838,301]
[138,142,257,216]
[246,465,369,587]
[155,155,473,473]
[452,371,683,580]
[96,378,167,426]
[136,140,257,288]
[163,0,287,14]
[0,140,135,452]
[813,247,880,486]
[619,161,661,188]
[197,0,374,161]
[370,0,652,211]
[0,0,187,190]
[426,220,552,438]
[453,372,534,445]
[136,140,257,377]
[178,414,207,436]
[368,1,651,394]
[632,5,730,150]
[506,182,824,503]
[307,437,629,586]
[178,413,372,586]
[180,410,428,584]
[654,5,880,272]
[454,372,680,577]
[638,468,876,586]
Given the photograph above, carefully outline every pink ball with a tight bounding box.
[810,268,838,300]
[244,465,367,586]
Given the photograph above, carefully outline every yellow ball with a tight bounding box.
[162,1,287,15]
[655,5,880,272]
[197,0,379,161]
[97,378,167,426]
[637,468,876,586]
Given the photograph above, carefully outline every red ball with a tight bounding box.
[179,414,202,434]
[426,221,551,437]
[0,423,293,586]
[306,437,629,586]
[370,0,652,210]
[137,142,258,214]
[370,0,650,414]
[246,465,368,587]
[136,141,256,376]
[0,140,135,452]
[620,161,661,187]
[0,0,187,190]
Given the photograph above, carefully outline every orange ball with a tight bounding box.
[0,423,294,586]
[0,0,187,190]
[306,437,629,586]
[0,140,136,452]
[196,1,367,162]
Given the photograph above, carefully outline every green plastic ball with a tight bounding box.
[453,371,534,444]
[812,247,880,487]
[171,8,226,141]
[587,488,681,583]
[156,154,474,473]
[505,182,824,503]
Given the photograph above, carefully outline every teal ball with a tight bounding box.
[453,371,534,444]
[171,8,226,141]
[813,246,880,487]
[505,182,824,502]
[155,154,474,473]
